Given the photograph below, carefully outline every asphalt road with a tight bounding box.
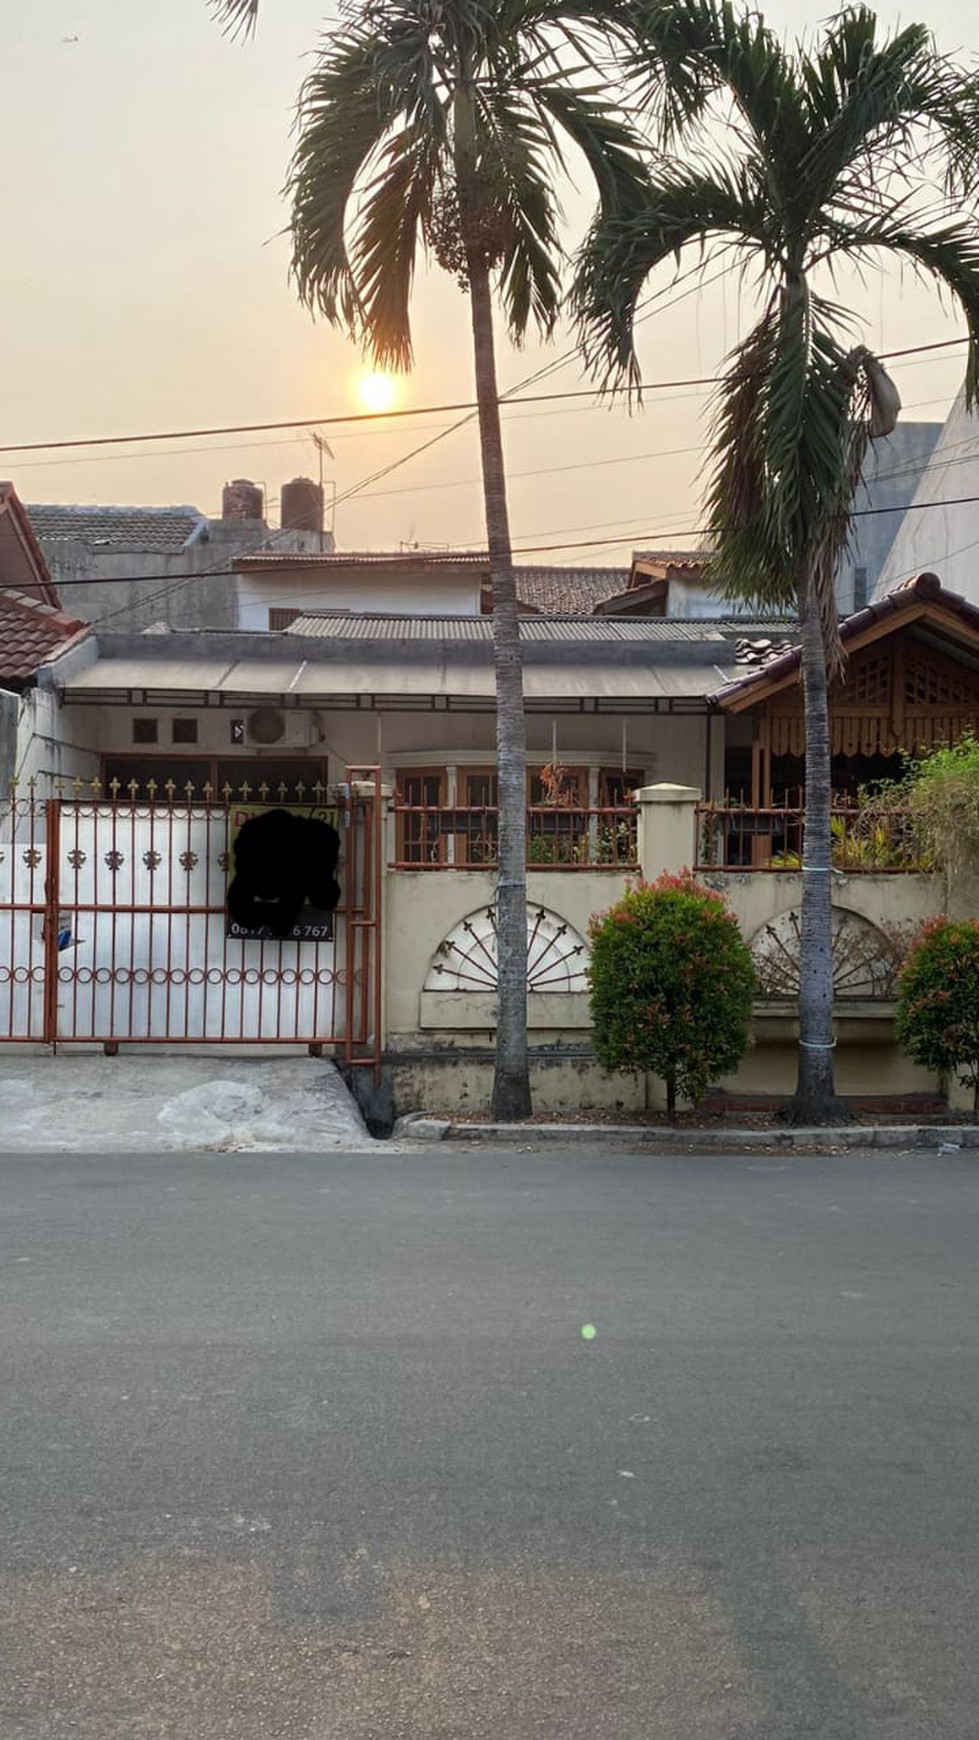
[2,1145,978,1739]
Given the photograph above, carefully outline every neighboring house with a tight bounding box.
[233,549,633,627]
[875,392,979,601]
[607,424,941,618]
[26,478,333,635]
[0,481,62,607]
[0,485,92,789]
[708,570,979,845]
[844,421,942,612]
[0,591,92,789]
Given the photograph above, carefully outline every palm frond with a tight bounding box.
[573,166,770,388]
[533,83,651,216]
[818,216,979,410]
[800,16,945,206]
[350,126,445,369]
[288,24,446,363]
[475,88,562,337]
[210,0,259,38]
[633,0,807,164]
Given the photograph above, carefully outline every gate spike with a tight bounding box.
[109,778,120,799]
[91,777,103,798]
[184,781,195,801]
[146,778,158,799]
[276,782,287,801]
[239,781,252,799]
[72,776,83,796]
[202,781,213,802]
[221,782,233,802]
[127,779,139,799]
[312,780,324,800]
[258,782,269,801]
[164,779,176,799]
[295,780,306,800]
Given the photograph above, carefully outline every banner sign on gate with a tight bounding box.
[225,803,341,942]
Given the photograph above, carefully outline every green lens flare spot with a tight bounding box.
[580,1323,597,1341]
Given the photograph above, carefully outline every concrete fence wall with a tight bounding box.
[383,784,959,1115]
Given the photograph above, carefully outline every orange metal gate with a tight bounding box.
[0,770,382,1070]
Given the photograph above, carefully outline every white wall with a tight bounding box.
[236,564,483,627]
[80,703,708,796]
[14,692,100,793]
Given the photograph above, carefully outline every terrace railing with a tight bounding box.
[392,804,638,870]
[695,801,931,873]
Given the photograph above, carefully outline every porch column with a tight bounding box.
[634,783,701,880]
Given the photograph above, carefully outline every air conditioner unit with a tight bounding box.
[246,707,315,748]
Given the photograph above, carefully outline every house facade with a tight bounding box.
[3,574,977,1114]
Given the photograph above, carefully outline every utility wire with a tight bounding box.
[2,336,967,460]
[46,480,979,598]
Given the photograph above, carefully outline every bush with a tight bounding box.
[896,918,979,1119]
[904,731,979,867]
[588,872,755,1118]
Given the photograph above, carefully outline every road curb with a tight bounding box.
[397,1117,979,1152]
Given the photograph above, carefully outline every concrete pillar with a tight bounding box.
[944,855,979,924]
[634,783,701,881]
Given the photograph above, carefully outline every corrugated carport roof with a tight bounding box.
[59,653,732,704]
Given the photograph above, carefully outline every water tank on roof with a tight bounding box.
[222,478,265,521]
[280,476,324,535]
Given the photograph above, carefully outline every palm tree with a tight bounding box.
[212,0,647,1119]
[574,0,979,1122]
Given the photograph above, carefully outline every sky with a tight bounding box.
[2,0,977,567]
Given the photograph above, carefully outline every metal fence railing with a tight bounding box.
[0,771,383,1071]
[695,802,930,873]
[391,805,638,870]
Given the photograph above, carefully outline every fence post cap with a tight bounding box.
[633,783,701,805]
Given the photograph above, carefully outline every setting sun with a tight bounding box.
[357,371,399,414]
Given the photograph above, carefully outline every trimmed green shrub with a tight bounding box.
[896,918,979,1119]
[588,872,755,1118]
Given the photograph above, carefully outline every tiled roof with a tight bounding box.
[0,589,89,682]
[26,504,207,552]
[510,566,630,613]
[0,483,60,606]
[632,549,709,573]
[714,572,975,706]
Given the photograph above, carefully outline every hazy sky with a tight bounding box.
[3,0,976,565]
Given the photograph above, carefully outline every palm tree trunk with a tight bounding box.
[467,257,532,1120]
[784,579,851,1124]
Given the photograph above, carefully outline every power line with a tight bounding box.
[0,380,716,459]
[331,256,743,510]
[41,481,979,598]
[5,335,968,462]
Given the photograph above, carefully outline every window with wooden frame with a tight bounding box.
[395,769,447,864]
[528,764,587,805]
[598,768,644,807]
[461,769,498,807]
[527,764,588,864]
[456,768,498,864]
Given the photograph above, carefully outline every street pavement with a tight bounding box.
[2,1145,978,1738]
